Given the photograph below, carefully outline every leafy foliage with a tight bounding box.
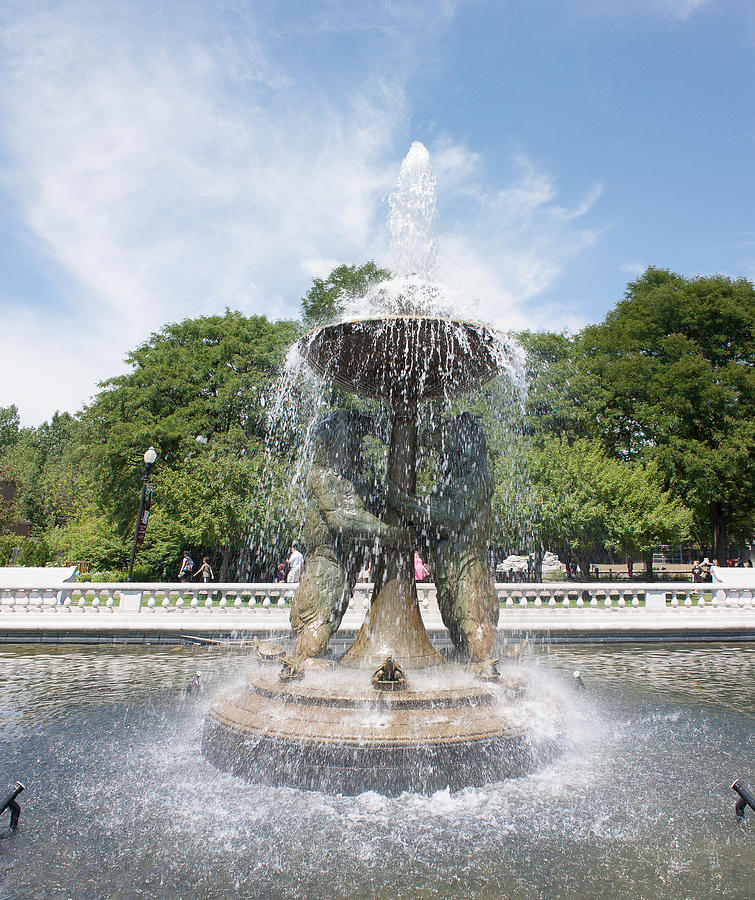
[300,261,391,327]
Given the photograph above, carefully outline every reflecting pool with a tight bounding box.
[0,642,752,899]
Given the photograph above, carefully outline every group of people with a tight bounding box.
[275,545,305,583]
[177,551,213,583]
[692,555,752,582]
[276,546,431,584]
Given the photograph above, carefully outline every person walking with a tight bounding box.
[194,556,214,583]
[178,551,194,582]
[414,550,430,582]
[286,544,304,583]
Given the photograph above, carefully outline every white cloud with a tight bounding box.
[619,261,648,275]
[584,0,717,21]
[433,147,603,331]
[0,1,605,424]
[0,1,404,423]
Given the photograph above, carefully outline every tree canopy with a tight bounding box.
[1,264,752,580]
[300,261,390,327]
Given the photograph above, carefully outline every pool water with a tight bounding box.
[0,642,752,899]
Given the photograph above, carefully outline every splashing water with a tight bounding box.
[255,142,530,579]
[388,140,439,280]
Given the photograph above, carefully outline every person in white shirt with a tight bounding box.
[286,545,304,583]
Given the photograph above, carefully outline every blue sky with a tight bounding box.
[1,0,752,424]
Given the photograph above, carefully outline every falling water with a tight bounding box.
[254,141,530,579]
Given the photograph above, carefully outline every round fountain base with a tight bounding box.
[202,665,562,795]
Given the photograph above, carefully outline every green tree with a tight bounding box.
[82,310,299,577]
[579,268,755,563]
[0,405,20,453]
[300,261,391,327]
[499,436,691,578]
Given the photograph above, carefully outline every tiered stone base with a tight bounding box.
[202,668,559,795]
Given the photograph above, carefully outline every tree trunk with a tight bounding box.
[709,501,728,566]
[643,552,654,581]
[219,544,231,582]
[532,546,544,582]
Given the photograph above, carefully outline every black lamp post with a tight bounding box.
[127,446,157,582]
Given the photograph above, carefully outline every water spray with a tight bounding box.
[184,670,202,697]
[731,779,755,819]
[1,782,24,831]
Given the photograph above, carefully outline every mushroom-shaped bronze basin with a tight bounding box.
[299,316,506,406]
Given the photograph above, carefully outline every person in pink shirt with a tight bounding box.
[414,550,430,582]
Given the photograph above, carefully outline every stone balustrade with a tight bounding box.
[0,580,753,614]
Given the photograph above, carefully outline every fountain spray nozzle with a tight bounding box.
[731,779,755,819]
[1,782,24,831]
[573,671,585,690]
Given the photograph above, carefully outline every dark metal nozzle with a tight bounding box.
[731,779,755,819]
[1,782,24,830]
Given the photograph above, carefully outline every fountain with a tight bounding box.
[202,142,560,794]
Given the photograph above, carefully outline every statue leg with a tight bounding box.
[437,555,499,662]
[290,555,347,658]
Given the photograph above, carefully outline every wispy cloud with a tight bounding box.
[619,261,648,275]
[434,149,603,330]
[0,0,605,424]
[0,1,404,421]
[584,0,718,22]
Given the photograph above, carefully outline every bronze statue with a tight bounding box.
[388,413,499,662]
[470,657,501,682]
[253,636,287,662]
[372,655,406,690]
[279,656,305,681]
[290,410,409,659]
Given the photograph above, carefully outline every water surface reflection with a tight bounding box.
[0,642,752,899]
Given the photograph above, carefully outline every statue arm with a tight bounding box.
[311,470,408,546]
[388,484,466,535]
